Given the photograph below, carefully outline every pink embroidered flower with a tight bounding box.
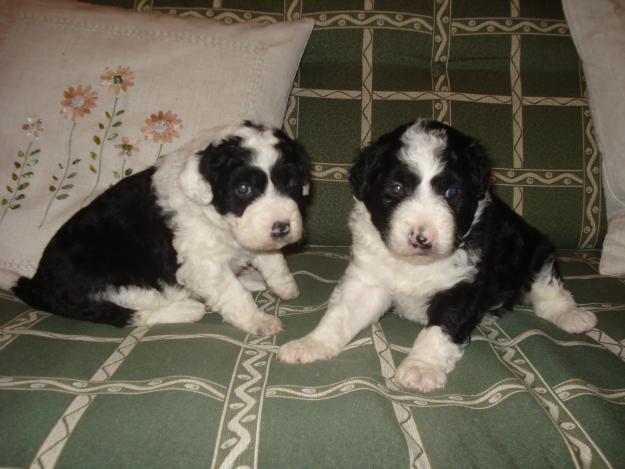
[100,66,135,95]
[115,137,140,157]
[60,85,98,121]
[141,111,183,143]
[21,117,44,140]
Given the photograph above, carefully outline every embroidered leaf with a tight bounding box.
[56,193,69,200]
[89,165,97,174]
[116,109,125,116]
[105,111,112,120]
[15,194,26,200]
[72,159,81,165]
[94,135,101,145]
[112,121,122,127]
[67,172,77,179]
[91,152,97,160]
[11,173,18,181]
[23,172,34,179]
[1,199,7,205]
[6,186,13,193]
[30,149,41,156]
[9,203,21,209]
[113,171,121,179]
[58,163,63,170]
[61,184,73,190]
[17,151,25,158]
[17,182,29,191]
[125,168,133,176]
[26,159,39,166]
[49,186,56,192]
[14,162,21,169]
[52,175,58,181]
[107,133,119,141]
[98,123,105,130]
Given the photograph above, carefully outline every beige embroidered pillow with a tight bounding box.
[0,0,313,276]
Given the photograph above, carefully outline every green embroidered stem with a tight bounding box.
[82,96,119,207]
[0,141,33,226]
[155,143,164,162]
[40,121,75,229]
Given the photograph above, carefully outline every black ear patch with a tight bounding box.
[271,129,312,218]
[350,142,385,201]
[197,136,251,180]
[465,140,491,200]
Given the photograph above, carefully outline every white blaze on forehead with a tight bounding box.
[399,122,447,184]
[235,125,280,174]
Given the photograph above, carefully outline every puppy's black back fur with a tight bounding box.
[13,167,178,326]
[427,193,556,343]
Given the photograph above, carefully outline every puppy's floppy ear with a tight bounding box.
[179,153,213,205]
[465,139,491,200]
[292,140,312,197]
[350,142,384,201]
[273,128,312,197]
[295,145,312,199]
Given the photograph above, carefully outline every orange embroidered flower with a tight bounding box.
[21,117,44,140]
[100,66,135,95]
[60,85,98,121]
[115,137,140,157]
[141,111,183,143]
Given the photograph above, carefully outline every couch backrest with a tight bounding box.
[126,0,606,249]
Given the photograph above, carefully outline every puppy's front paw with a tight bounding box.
[271,278,300,301]
[556,308,597,334]
[394,360,447,393]
[278,337,335,364]
[244,314,283,337]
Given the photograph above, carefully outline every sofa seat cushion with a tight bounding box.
[1,247,624,467]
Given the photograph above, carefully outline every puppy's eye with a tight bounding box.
[387,182,403,196]
[286,177,298,190]
[235,182,253,197]
[445,186,459,199]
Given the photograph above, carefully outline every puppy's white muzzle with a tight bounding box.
[387,198,456,261]
[229,195,303,251]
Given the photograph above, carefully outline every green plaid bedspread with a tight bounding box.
[1,248,624,468]
[90,0,607,250]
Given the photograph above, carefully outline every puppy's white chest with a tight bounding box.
[359,248,479,323]
[372,249,475,291]
[392,293,429,324]
[171,211,237,265]
[389,266,461,324]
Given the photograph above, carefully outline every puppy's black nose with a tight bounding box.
[415,233,431,248]
[271,221,291,238]
[409,230,433,250]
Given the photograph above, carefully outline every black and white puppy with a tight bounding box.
[279,119,596,392]
[6,122,310,335]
